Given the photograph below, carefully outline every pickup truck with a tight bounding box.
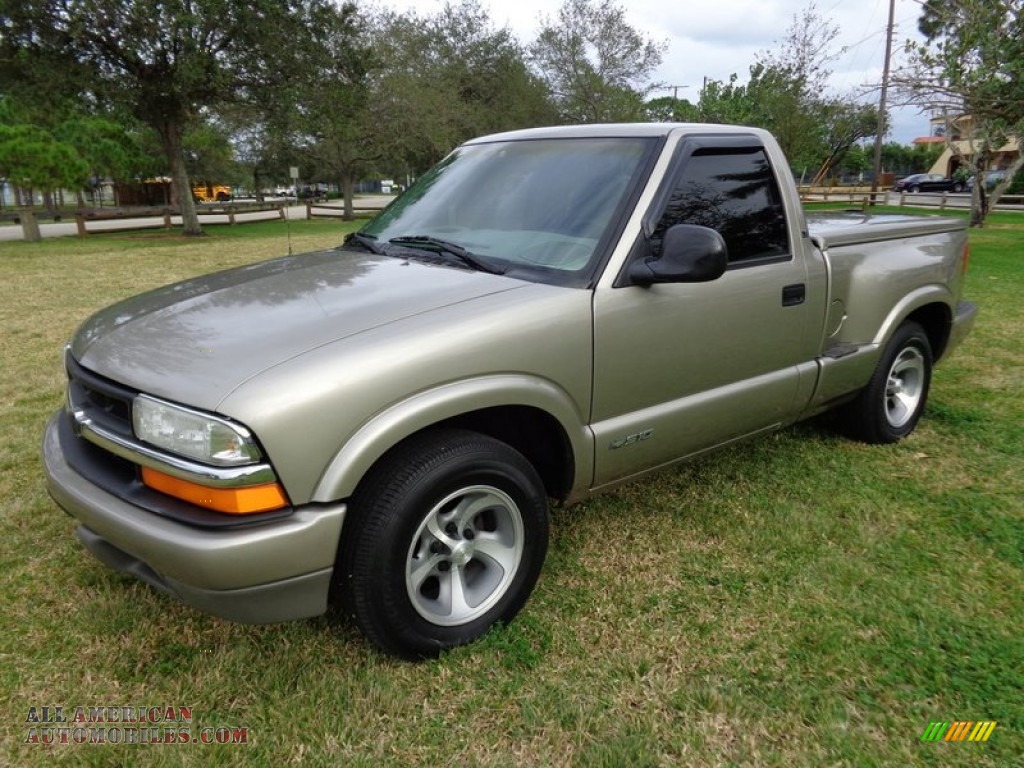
[43,124,976,659]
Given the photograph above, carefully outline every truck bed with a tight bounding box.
[807,211,966,249]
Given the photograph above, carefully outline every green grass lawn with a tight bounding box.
[1,214,1021,766]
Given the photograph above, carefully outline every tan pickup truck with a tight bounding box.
[44,124,976,658]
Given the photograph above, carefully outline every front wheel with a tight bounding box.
[953,182,965,193]
[840,322,933,443]
[338,429,549,659]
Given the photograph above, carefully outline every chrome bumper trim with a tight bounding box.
[71,408,276,488]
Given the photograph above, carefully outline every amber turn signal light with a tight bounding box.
[141,467,288,514]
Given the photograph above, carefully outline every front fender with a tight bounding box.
[311,375,594,502]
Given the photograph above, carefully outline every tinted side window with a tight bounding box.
[653,147,790,264]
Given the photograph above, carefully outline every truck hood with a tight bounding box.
[71,249,526,410]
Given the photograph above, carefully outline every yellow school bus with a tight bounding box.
[192,184,232,203]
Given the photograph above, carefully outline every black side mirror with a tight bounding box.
[628,224,728,285]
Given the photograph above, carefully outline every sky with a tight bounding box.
[371,0,933,145]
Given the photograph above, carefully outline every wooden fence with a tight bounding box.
[3,202,288,242]
[305,201,386,220]
[799,186,1024,212]
[74,202,287,235]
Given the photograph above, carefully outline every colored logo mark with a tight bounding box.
[921,721,997,742]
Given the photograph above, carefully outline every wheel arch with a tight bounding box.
[873,289,954,361]
[311,375,591,504]
[436,406,576,502]
[903,302,953,361]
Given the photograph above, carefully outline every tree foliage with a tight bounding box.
[289,2,376,218]
[895,0,1024,225]
[880,141,945,177]
[643,96,699,123]
[692,3,878,180]
[530,0,665,123]
[0,123,89,199]
[287,1,557,218]
[1,0,342,233]
[379,2,555,165]
[0,95,150,206]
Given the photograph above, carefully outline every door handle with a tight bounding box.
[782,283,805,307]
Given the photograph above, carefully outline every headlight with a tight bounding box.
[132,395,261,466]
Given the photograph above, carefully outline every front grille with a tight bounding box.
[66,353,138,439]
[61,351,293,529]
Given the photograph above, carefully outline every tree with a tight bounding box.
[293,3,377,219]
[183,118,242,191]
[0,123,89,205]
[55,116,152,204]
[695,3,878,181]
[229,119,292,202]
[839,144,871,179]
[0,89,153,208]
[750,3,841,170]
[878,141,944,178]
[894,0,1024,225]
[644,95,699,123]
[293,0,558,218]
[1,0,344,235]
[529,0,665,123]
[810,100,880,185]
[375,2,556,173]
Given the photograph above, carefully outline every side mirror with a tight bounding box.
[628,224,728,285]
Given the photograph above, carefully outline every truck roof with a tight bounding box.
[466,123,771,144]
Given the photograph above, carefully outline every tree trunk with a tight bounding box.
[342,175,355,221]
[254,168,264,202]
[19,206,41,242]
[970,184,987,228]
[159,119,203,236]
[969,149,990,228]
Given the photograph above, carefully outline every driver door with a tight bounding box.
[590,137,823,487]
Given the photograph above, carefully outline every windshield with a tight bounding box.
[359,137,657,286]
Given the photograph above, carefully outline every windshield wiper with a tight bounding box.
[388,235,505,275]
[343,232,386,255]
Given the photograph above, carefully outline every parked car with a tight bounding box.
[44,123,976,659]
[966,170,1008,192]
[893,173,965,193]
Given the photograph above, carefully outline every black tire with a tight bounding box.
[909,185,921,193]
[840,322,933,444]
[338,429,549,659]
[953,182,965,193]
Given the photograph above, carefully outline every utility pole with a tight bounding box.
[871,0,896,204]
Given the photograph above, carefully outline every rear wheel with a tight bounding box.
[338,429,549,659]
[840,322,933,443]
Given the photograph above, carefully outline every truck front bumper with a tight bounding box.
[43,413,346,624]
